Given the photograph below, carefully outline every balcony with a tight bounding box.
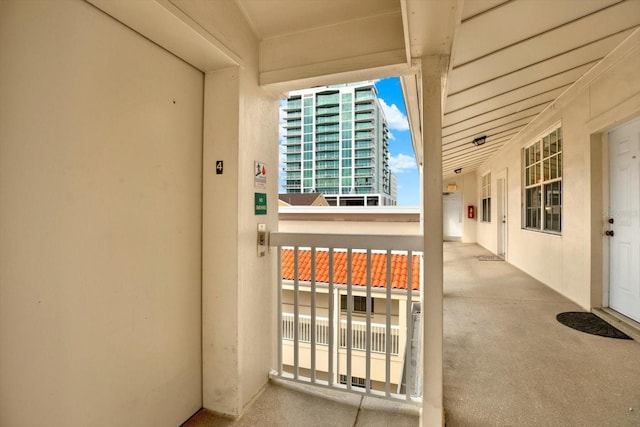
[355,141,374,149]
[354,90,373,101]
[315,163,339,170]
[316,124,340,134]
[355,112,374,121]
[355,150,374,159]
[316,134,339,143]
[286,128,302,136]
[316,93,340,106]
[316,115,339,125]
[316,106,340,116]
[315,152,339,160]
[316,142,339,151]
[271,232,423,402]
[355,131,374,140]
[355,103,374,112]
[355,122,374,131]
[355,169,374,177]
[316,171,339,178]
[283,138,301,145]
[285,119,302,128]
[282,314,400,355]
[284,101,302,111]
[186,240,640,427]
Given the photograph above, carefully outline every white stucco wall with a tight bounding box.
[0,1,203,425]
[475,34,640,310]
[184,0,280,416]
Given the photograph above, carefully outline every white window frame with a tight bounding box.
[481,173,491,223]
[522,126,562,234]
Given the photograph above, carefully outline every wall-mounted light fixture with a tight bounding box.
[472,135,487,146]
[454,168,462,174]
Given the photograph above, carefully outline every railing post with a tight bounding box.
[406,251,413,398]
[293,246,299,379]
[277,247,283,375]
[385,250,392,397]
[365,249,372,393]
[310,248,316,382]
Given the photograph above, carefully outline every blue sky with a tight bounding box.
[278,77,420,206]
[374,77,420,206]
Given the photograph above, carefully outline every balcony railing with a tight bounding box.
[283,313,399,354]
[271,232,423,403]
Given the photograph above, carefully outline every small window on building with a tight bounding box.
[523,127,562,233]
[341,295,372,313]
[481,173,491,222]
[339,375,367,389]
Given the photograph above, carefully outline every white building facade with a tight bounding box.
[282,83,397,206]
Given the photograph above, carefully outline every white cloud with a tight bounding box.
[389,153,417,174]
[379,98,409,132]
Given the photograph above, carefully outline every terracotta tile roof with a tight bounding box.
[281,249,420,291]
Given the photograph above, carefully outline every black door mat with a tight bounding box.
[477,255,504,261]
[556,312,632,340]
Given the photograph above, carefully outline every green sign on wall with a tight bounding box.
[255,193,267,215]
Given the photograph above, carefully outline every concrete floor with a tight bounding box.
[185,243,640,426]
[182,380,419,427]
[444,243,640,427]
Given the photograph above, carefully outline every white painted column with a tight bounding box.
[202,67,243,416]
[421,55,447,427]
[201,66,279,417]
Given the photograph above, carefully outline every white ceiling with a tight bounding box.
[107,0,640,178]
[441,0,640,176]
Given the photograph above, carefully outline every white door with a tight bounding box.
[609,117,640,322]
[443,192,463,241]
[496,172,507,258]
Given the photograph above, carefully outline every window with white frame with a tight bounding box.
[481,173,491,222]
[523,127,562,233]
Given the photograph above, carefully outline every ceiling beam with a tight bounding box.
[87,0,240,72]
[400,0,463,166]
[259,12,408,91]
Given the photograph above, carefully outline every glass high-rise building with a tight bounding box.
[282,82,397,206]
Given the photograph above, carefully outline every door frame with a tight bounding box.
[495,169,508,259]
[443,191,463,242]
[592,113,640,313]
[602,116,640,316]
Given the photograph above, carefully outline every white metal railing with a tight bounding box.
[282,313,399,354]
[340,319,399,355]
[271,232,422,403]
